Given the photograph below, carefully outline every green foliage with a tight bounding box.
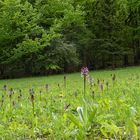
[0,0,139,78]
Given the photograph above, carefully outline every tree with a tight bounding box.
[0,0,140,78]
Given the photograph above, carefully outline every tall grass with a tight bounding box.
[0,66,140,139]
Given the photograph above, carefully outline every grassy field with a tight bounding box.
[0,66,140,139]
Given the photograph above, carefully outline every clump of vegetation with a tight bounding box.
[0,67,140,139]
[0,0,139,78]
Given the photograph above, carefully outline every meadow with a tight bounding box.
[0,66,140,139]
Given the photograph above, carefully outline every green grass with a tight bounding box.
[1,66,140,88]
[0,66,140,139]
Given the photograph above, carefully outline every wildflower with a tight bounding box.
[3,85,7,92]
[100,83,104,92]
[81,67,89,96]
[19,89,22,93]
[2,95,4,102]
[31,94,34,101]
[18,95,20,102]
[30,93,35,117]
[9,88,14,109]
[91,90,95,99]
[106,82,109,87]
[58,84,60,88]
[9,88,14,98]
[39,90,42,101]
[59,92,64,97]
[19,89,22,98]
[1,95,4,107]
[81,67,89,77]
[29,88,34,95]
[88,76,93,88]
[97,79,100,85]
[12,101,15,107]
[64,104,70,110]
[88,76,93,84]
[64,76,66,89]
[112,74,116,81]
[45,84,48,92]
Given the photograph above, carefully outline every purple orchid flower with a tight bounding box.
[81,67,89,77]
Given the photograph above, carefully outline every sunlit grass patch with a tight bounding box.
[0,66,140,139]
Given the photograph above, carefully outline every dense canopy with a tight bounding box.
[0,0,140,78]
